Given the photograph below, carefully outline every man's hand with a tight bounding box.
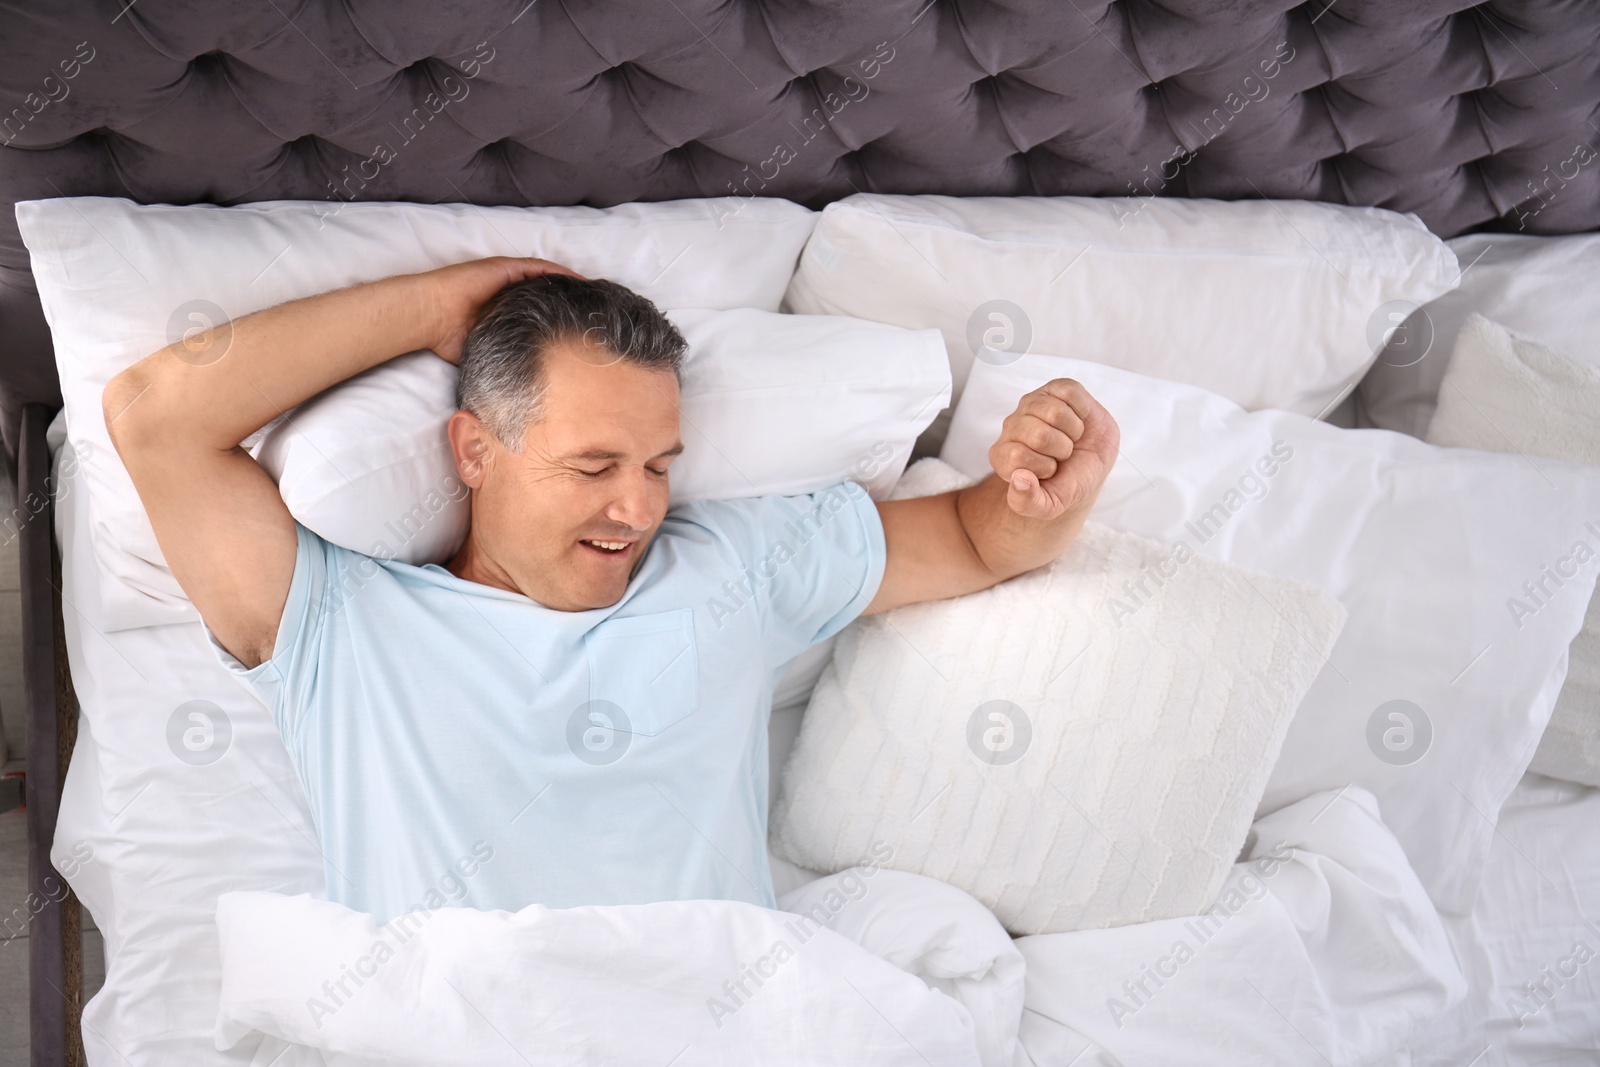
[989,377,1120,521]
[426,256,586,364]
[864,378,1118,616]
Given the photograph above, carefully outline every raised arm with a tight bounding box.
[863,378,1119,615]
[103,256,577,668]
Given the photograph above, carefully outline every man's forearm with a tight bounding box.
[954,473,1097,582]
[869,378,1115,615]
[105,272,438,449]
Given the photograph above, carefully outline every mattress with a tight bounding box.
[47,411,1600,1064]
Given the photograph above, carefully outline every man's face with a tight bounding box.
[447,336,683,611]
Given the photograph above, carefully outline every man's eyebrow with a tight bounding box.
[565,442,686,462]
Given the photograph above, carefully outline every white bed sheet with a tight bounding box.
[47,414,1600,1065]
[1406,772,1600,1065]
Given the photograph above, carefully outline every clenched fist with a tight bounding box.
[987,378,1120,520]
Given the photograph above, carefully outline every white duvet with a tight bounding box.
[218,868,1017,1067]
[212,787,1460,1067]
[1017,787,1465,1066]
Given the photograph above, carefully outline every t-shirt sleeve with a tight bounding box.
[691,480,887,667]
[204,520,348,744]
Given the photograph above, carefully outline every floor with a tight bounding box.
[0,528,106,1062]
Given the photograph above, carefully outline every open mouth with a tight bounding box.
[579,538,633,558]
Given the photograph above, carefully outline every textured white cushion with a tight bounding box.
[770,458,1347,936]
[1426,315,1600,787]
[17,195,818,630]
[256,306,950,566]
[1358,232,1600,438]
[941,353,1600,914]
[783,193,1460,452]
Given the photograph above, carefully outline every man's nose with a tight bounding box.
[605,467,662,530]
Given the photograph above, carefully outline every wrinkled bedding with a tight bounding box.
[47,409,1593,1066]
[209,787,1458,1067]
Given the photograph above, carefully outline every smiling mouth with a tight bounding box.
[579,538,634,557]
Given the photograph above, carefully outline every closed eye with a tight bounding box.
[575,465,669,478]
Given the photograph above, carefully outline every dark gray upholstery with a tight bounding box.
[4,1,1600,470]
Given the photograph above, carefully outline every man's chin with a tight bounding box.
[576,585,624,607]
[562,564,632,611]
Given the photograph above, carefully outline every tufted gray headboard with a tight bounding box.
[4,1,1600,475]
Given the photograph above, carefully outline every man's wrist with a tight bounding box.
[957,474,1095,582]
[383,271,450,357]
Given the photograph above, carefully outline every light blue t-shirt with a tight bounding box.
[212,481,885,923]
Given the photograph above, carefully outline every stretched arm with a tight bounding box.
[103,256,577,668]
[863,378,1119,615]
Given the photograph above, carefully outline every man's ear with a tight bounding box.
[446,409,497,488]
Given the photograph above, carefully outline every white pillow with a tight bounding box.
[1358,232,1600,438]
[257,306,950,564]
[783,193,1460,453]
[772,457,1346,936]
[1425,315,1600,787]
[941,353,1600,915]
[17,195,818,630]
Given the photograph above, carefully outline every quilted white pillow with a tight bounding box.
[941,353,1600,914]
[783,193,1459,452]
[1426,315,1600,787]
[17,195,818,630]
[254,306,950,566]
[770,458,1347,936]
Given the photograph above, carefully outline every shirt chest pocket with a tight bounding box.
[584,608,700,737]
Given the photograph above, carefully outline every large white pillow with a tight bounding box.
[1425,315,1600,788]
[1358,232,1600,438]
[772,458,1347,936]
[941,353,1600,915]
[783,193,1460,452]
[17,195,818,630]
[256,306,950,564]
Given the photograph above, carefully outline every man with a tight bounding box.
[104,256,1119,923]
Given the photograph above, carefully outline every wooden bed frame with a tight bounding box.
[4,2,1599,1062]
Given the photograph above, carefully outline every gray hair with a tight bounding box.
[455,274,686,447]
